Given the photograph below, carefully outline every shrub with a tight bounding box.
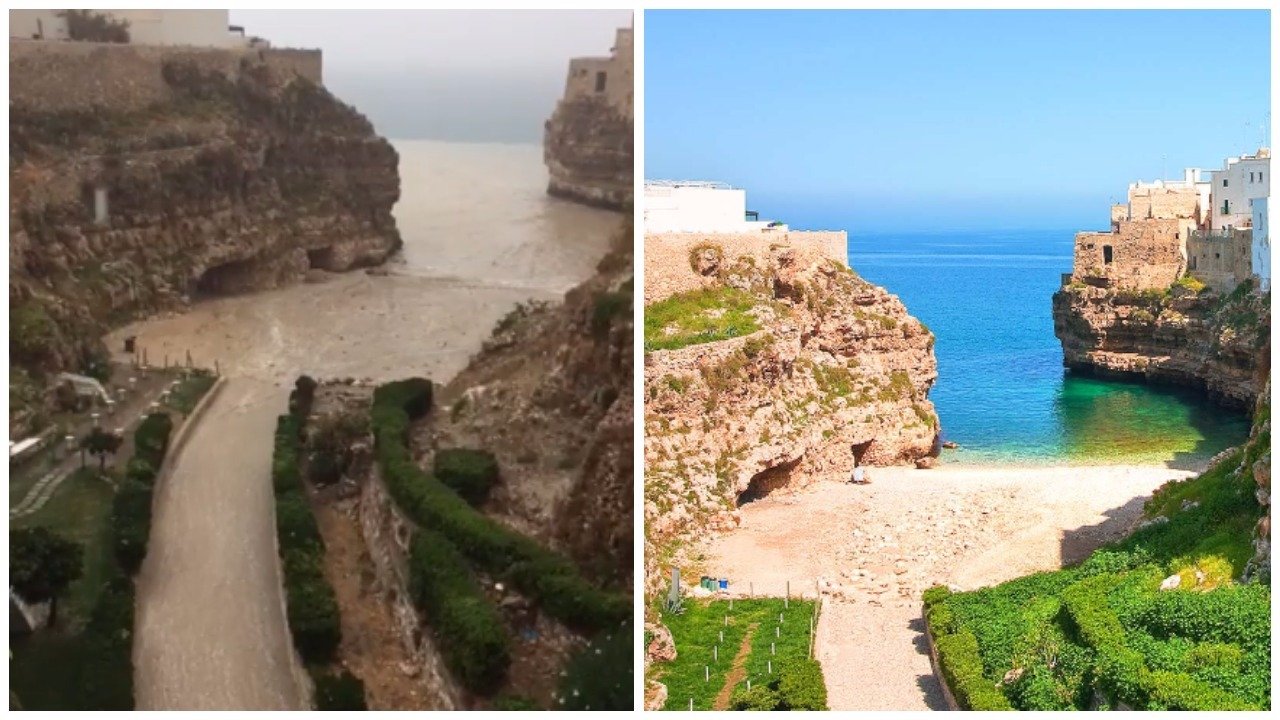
[288,375,318,425]
[111,480,153,575]
[558,620,633,710]
[280,547,341,665]
[132,412,173,470]
[933,628,1014,710]
[408,530,509,694]
[372,381,628,633]
[777,658,828,710]
[729,683,781,710]
[311,669,366,710]
[433,449,500,506]
[591,288,631,337]
[77,576,135,709]
[271,413,341,666]
[307,448,344,486]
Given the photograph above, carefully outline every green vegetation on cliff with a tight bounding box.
[925,391,1271,711]
[644,286,762,352]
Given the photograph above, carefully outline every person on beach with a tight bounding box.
[851,465,870,485]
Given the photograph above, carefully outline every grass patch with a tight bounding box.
[655,598,822,711]
[161,369,216,416]
[644,286,761,352]
[12,467,117,627]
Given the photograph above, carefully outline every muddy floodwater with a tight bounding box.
[117,140,619,709]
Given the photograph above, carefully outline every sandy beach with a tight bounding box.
[697,462,1198,711]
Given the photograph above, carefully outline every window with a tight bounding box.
[1103,245,1113,265]
[1223,179,1229,187]
[1250,172,1255,183]
[594,71,607,93]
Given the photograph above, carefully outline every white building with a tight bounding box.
[644,180,784,233]
[9,9,248,47]
[1252,196,1270,291]
[1209,148,1270,230]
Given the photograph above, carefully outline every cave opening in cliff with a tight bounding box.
[307,246,336,271]
[736,456,802,507]
[194,257,263,298]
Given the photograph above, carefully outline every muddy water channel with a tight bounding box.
[116,140,618,709]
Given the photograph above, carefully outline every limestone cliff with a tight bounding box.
[1052,280,1269,409]
[643,244,939,595]
[9,41,400,434]
[543,97,633,211]
[422,222,634,591]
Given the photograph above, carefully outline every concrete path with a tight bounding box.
[134,377,308,710]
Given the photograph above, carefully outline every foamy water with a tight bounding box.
[110,139,620,383]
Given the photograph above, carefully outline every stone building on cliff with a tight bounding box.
[10,9,256,48]
[543,23,633,210]
[1068,150,1270,293]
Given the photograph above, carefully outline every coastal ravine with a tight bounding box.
[118,140,618,708]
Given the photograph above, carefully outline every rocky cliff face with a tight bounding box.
[421,222,634,591]
[543,97,632,211]
[9,45,400,434]
[1052,281,1269,409]
[643,246,939,595]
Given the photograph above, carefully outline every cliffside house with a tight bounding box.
[644,180,785,233]
[1209,148,1270,231]
[9,9,253,47]
[559,23,633,119]
[1069,150,1270,293]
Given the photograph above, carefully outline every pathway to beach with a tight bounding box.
[116,269,559,708]
[700,463,1197,711]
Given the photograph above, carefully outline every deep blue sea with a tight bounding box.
[835,228,1250,466]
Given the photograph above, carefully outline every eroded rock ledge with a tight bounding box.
[1051,281,1269,409]
[643,243,940,595]
[9,41,401,433]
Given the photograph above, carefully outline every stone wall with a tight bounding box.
[644,230,848,304]
[1128,185,1200,221]
[9,39,322,114]
[1187,228,1253,293]
[1070,218,1190,291]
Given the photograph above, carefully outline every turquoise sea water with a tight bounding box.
[836,229,1250,467]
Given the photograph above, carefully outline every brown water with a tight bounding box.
[120,139,620,709]
[111,139,618,384]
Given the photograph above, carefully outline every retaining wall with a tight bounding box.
[644,230,848,305]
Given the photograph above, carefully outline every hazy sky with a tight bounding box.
[646,10,1271,232]
[233,9,631,143]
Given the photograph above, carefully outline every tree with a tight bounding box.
[9,527,84,628]
[81,428,123,470]
[58,10,130,43]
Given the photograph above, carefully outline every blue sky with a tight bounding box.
[645,10,1271,232]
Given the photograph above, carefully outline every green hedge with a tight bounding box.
[271,413,341,667]
[408,529,510,694]
[371,379,628,633]
[106,412,174,577]
[110,480,152,575]
[132,412,173,471]
[311,668,367,710]
[558,619,633,710]
[77,576,135,710]
[433,448,499,506]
